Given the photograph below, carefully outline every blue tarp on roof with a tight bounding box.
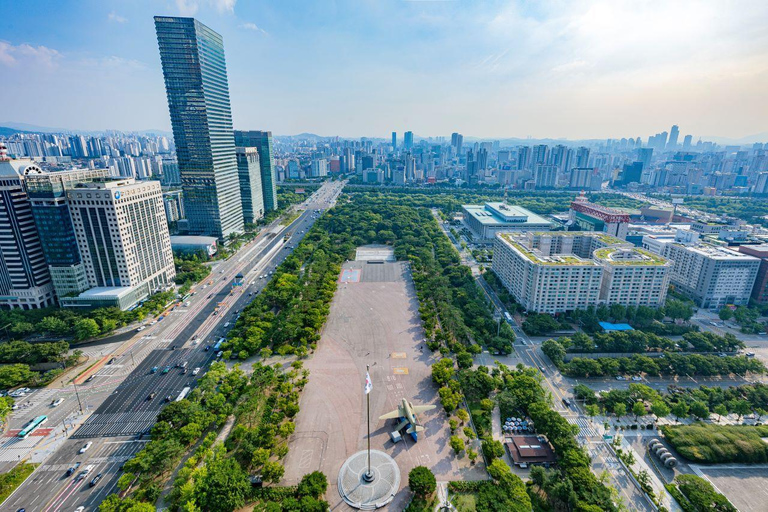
[598,322,634,332]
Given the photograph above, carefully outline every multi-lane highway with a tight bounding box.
[2,180,344,512]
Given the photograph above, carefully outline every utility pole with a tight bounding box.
[72,382,83,414]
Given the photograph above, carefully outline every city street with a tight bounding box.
[2,181,344,512]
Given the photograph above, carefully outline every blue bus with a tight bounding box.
[18,415,47,438]
[213,338,225,351]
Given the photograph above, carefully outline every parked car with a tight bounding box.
[616,376,626,381]
[79,441,92,454]
[192,367,201,376]
[631,376,643,382]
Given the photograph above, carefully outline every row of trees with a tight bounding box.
[547,330,742,355]
[669,474,737,512]
[524,300,696,337]
[0,290,177,343]
[574,381,768,425]
[543,337,764,377]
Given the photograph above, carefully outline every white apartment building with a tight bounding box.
[661,243,759,309]
[64,179,175,309]
[492,232,670,313]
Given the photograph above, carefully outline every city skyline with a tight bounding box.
[1,0,767,141]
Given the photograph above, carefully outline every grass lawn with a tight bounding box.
[452,493,477,511]
[0,462,37,505]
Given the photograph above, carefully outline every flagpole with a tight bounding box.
[365,363,372,482]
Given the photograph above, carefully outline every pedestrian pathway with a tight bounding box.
[567,416,601,438]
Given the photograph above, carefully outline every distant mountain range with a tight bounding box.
[0,122,173,137]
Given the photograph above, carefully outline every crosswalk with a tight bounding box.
[567,416,601,438]
[0,436,44,462]
[71,411,157,439]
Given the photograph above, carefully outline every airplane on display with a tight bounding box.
[380,398,436,442]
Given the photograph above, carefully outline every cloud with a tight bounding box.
[176,0,199,16]
[240,22,267,34]
[107,12,128,23]
[175,0,236,16]
[0,41,60,68]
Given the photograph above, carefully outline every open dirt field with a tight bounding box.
[283,257,485,510]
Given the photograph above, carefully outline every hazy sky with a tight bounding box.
[1,0,767,140]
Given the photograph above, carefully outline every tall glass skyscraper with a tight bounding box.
[234,130,278,211]
[154,16,244,240]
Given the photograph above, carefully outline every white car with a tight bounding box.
[75,507,85,512]
[79,441,92,454]
[137,326,146,332]
[51,398,64,407]
[192,367,201,376]
[631,376,643,382]
[615,376,626,381]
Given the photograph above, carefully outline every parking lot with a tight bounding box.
[282,254,484,510]
[694,465,768,512]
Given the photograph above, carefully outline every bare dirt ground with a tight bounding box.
[283,258,485,510]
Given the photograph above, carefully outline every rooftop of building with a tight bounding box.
[76,286,135,299]
[593,247,669,266]
[0,158,41,178]
[528,230,626,246]
[462,202,552,227]
[170,235,218,246]
[498,233,598,266]
[671,243,760,261]
[505,435,557,465]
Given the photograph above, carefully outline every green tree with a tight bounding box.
[456,408,469,424]
[39,316,69,335]
[450,435,465,455]
[690,401,710,420]
[585,404,600,418]
[482,439,505,461]
[718,308,734,321]
[613,403,627,417]
[408,466,436,498]
[0,364,34,388]
[261,460,285,483]
[487,458,512,480]
[193,453,249,512]
[73,318,100,341]
[714,403,728,421]
[651,401,670,419]
[671,401,690,422]
[632,401,646,419]
[297,471,328,498]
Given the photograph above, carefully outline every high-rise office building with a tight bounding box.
[155,16,244,240]
[451,132,463,155]
[575,147,590,168]
[25,167,110,298]
[233,130,278,211]
[65,179,175,309]
[534,165,557,189]
[0,149,55,309]
[404,131,414,150]
[667,125,679,149]
[636,147,654,170]
[235,147,264,225]
[391,132,397,152]
[682,135,693,150]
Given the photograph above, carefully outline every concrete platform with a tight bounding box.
[282,259,484,510]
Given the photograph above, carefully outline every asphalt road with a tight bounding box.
[3,181,344,512]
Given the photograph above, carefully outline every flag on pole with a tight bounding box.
[364,371,372,394]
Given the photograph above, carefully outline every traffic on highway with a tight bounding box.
[2,181,344,512]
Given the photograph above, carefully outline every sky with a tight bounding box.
[1,0,767,141]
